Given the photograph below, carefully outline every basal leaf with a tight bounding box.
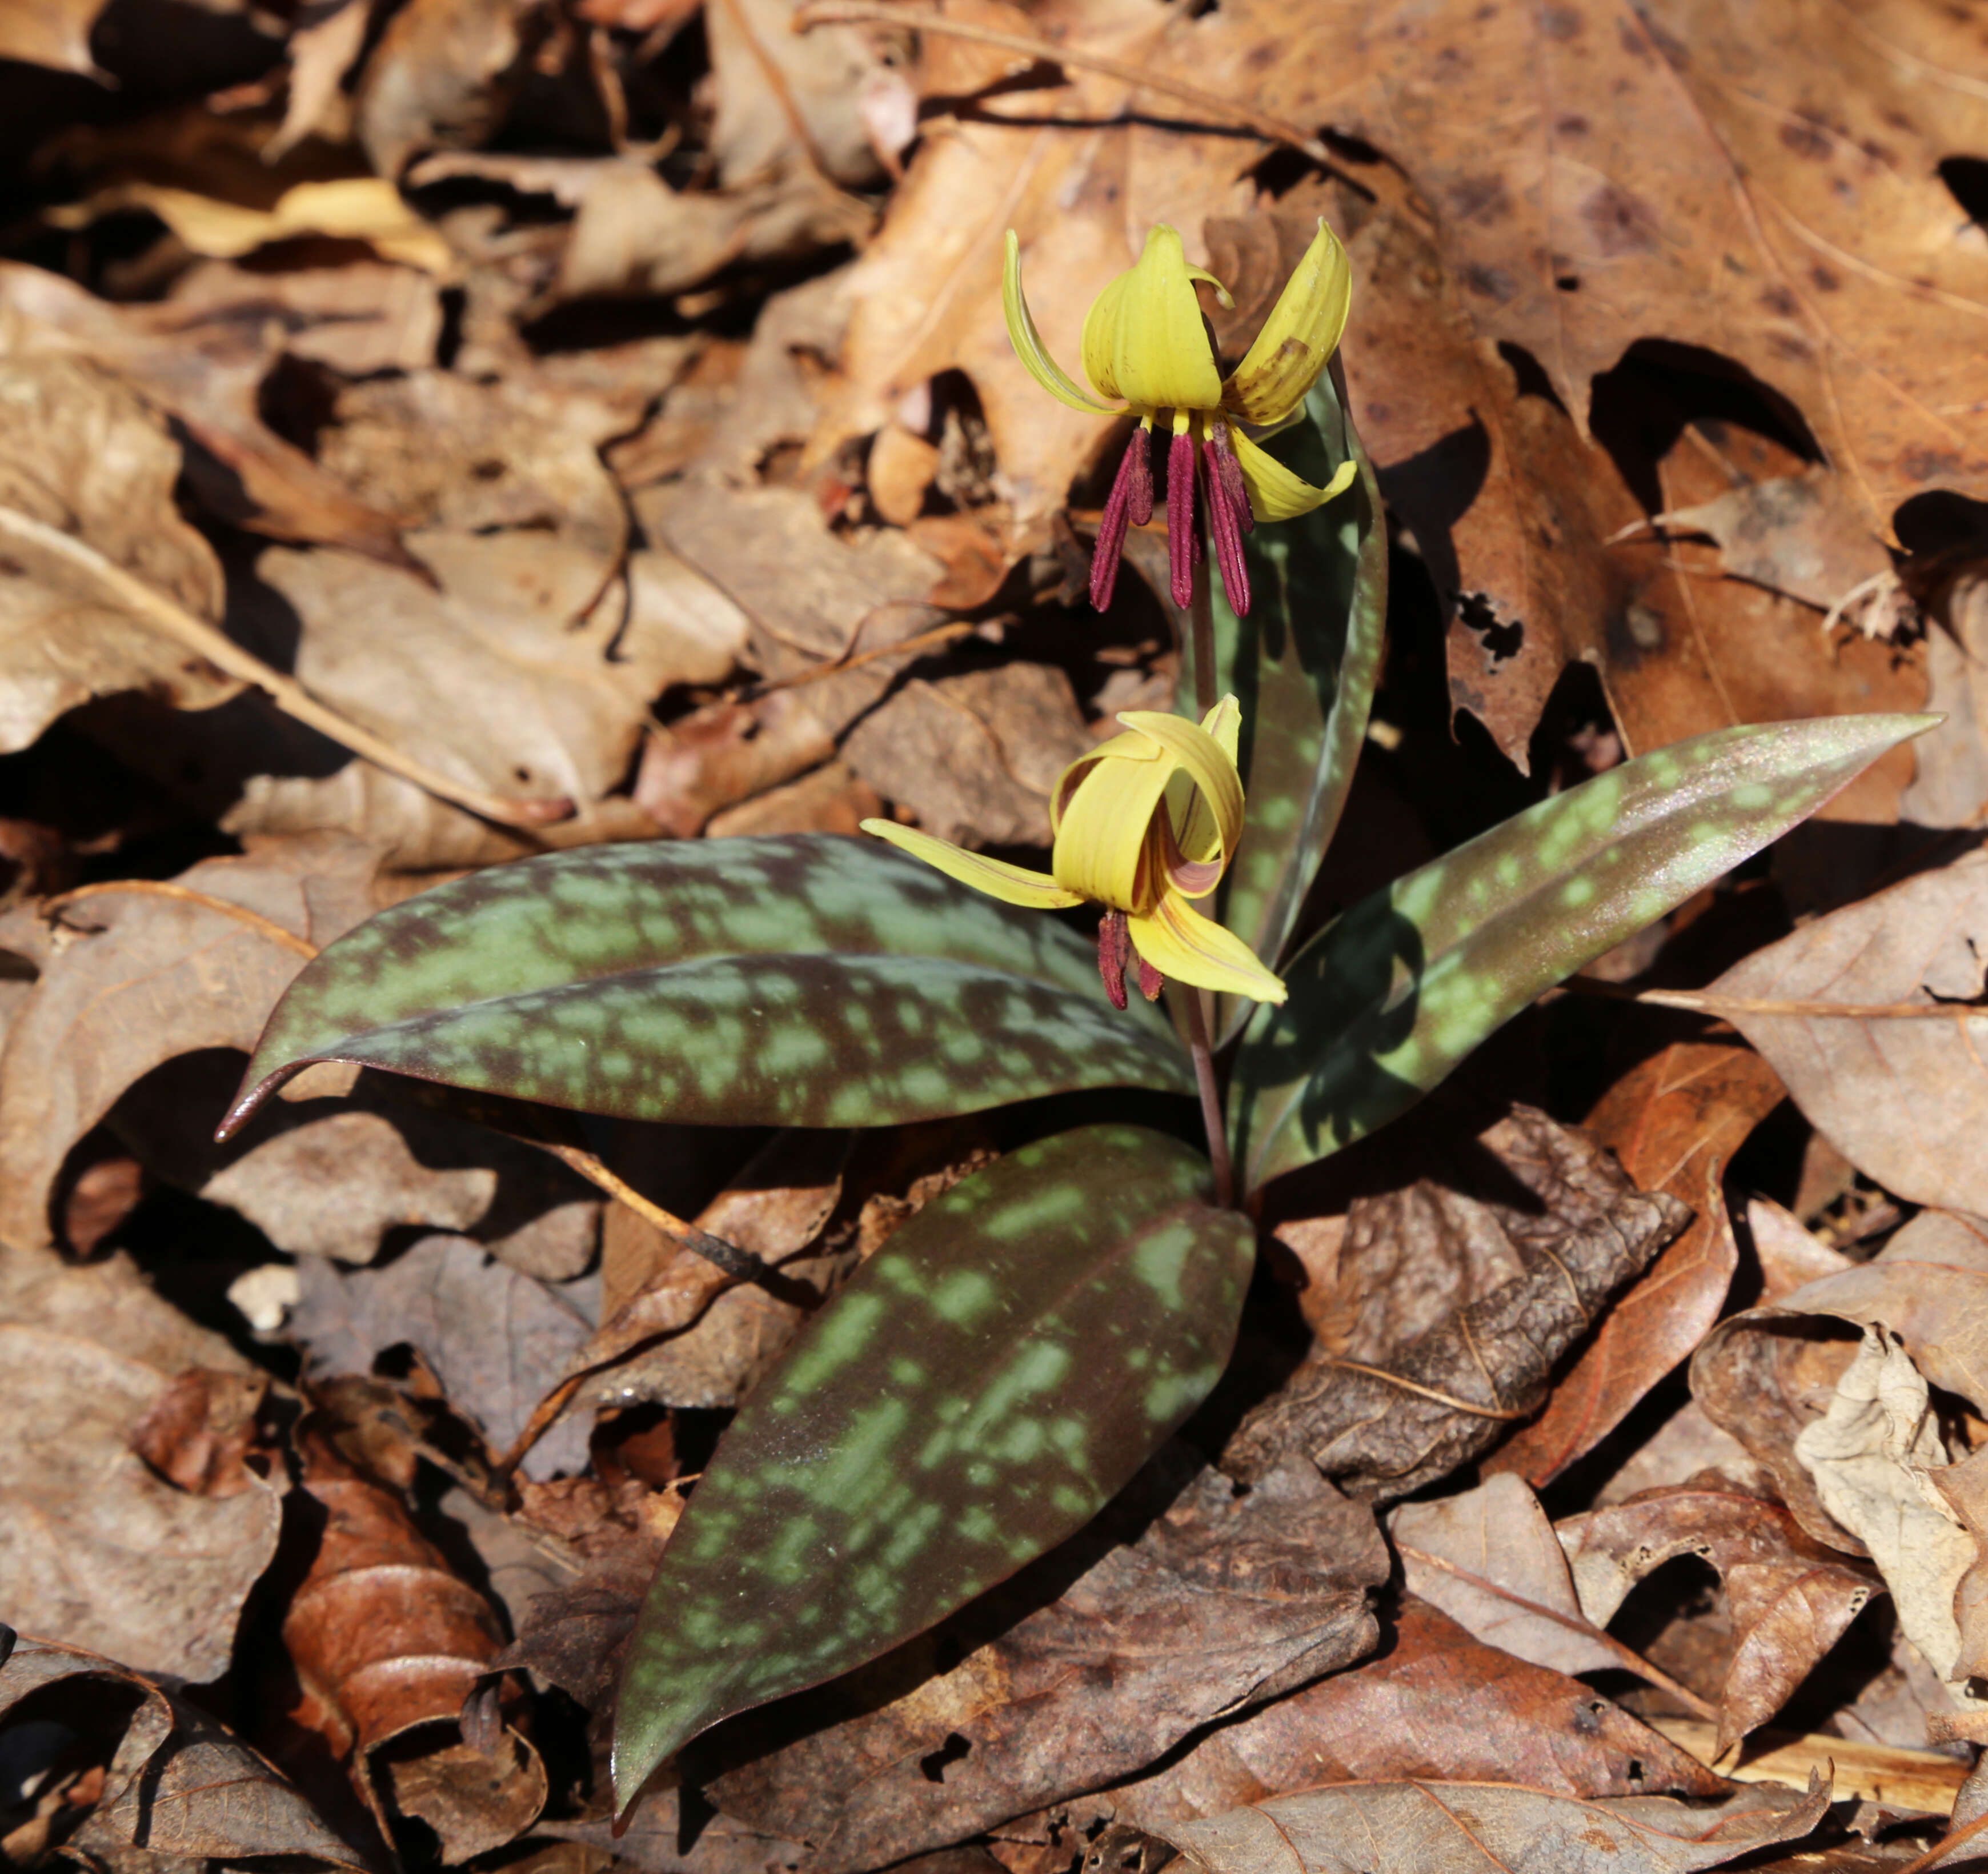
[1183,368,1386,1042]
[222,835,1188,1136]
[1231,713,1935,1195]
[611,1123,1254,1811]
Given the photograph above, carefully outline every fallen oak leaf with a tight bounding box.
[1646,1716,1968,1814]
[0,355,240,754]
[0,260,420,574]
[1557,1481,1881,1755]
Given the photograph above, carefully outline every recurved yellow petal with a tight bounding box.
[860,819,1083,908]
[1173,695,1242,872]
[1128,895,1288,1003]
[1003,230,1118,417]
[1223,218,1352,426]
[1119,707,1242,894]
[1080,225,1224,413]
[1231,429,1358,522]
[1052,740,1178,912]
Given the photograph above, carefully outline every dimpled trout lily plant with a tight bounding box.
[217,214,1933,1824]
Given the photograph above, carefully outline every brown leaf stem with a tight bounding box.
[793,1,1343,174]
[0,503,574,832]
[1568,976,1988,1023]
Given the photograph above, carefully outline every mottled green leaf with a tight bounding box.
[612,1124,1253,1811]
[1231,714,1937,1195]
[1182,367,1386,1042]
[222,835,1189,1136]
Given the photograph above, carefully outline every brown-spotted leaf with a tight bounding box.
[1558,1482,1881,1753]
[612,1127,1257,1814]
[1227,1108,1687,1499]
[701,1455,1386,1873]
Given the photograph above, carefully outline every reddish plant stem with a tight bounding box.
[1182,988,1234,1209]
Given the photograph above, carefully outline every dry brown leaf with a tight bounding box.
[706,0,887,190]
[0,0,107,74]
[1227,1108,1689,1499]
[0,1630,366,1871]
[1558,1482,1880,1753]
[1648,470,1895,614]
[634,695,839,839]
[292,1234,597,1479]
[1138,1775,1830,1874]
[0,354,238,753]
[1491,1043,1786,1485]
[0,836,378,1252]
[1709,851,1988,1216]
[1104,1595,1724,1819]
[0,261,418,571]
[702,1453,1387,1874]
[554,161,873,304]
[1392,1473,1622,1679]
[354,0,558,179]
[703,759,885,838]
[1691,1211,1988,1556]
[840,660,1093,848]
[1790,1329,1984,1728]
[50,176,457,275]
[275,1409,548,1862]
[318,371,631,574]
[130,1367,272,1500]
[166,257,444,377]
[0,1248,281,1683]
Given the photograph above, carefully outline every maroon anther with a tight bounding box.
[1165,428,1199,607]
[1204,421,1254,618]
[1097,908,1132,1011]
[1135,953,1165,1002]
[1089,429,1155,611]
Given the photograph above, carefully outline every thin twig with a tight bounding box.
[1324,1359,1531,1420]
[1895,1804,1988,1874]
[45,880,319,958]
[794,1,1340,170]
[544,1142,817,1300]
[744,619,978,698]
[1396,1544,1720,1722]
[0,503,573,832]
[1566,976,1988,1024]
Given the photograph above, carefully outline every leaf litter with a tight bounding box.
[5,0,1988,1871]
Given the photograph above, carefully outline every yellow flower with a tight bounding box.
[861,695,1285,1008]
[1004,218,1357,616]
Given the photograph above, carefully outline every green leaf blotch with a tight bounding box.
[221,835,1189,1136]
[1231,712,1938,1193]
[610,1124,1254,1813]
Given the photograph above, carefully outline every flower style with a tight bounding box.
[861,695,1285,1009]
[1004,218,1356,616]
